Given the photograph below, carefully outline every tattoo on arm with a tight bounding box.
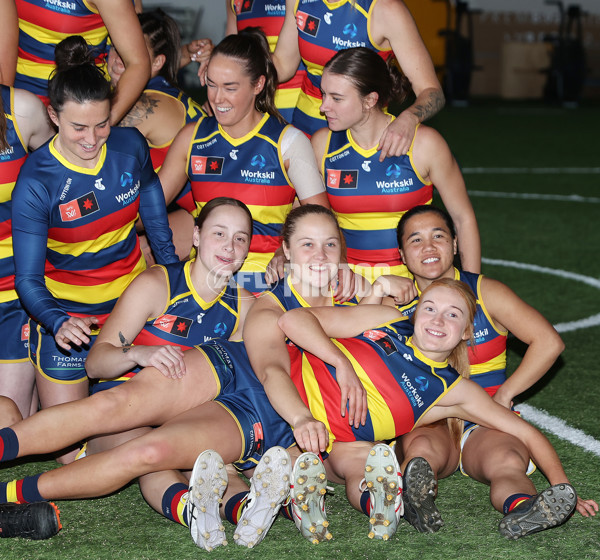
[119,331,132,353]
[409,89,445,122]
[118,93,160,128]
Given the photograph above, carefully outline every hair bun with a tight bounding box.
[54,35,96,71]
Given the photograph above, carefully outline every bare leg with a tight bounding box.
[0,362,36,419]
[86,426,152,455]
[0,396,22,427]
[4,349,218,461]
[397,421,459,477]
[461,427,534,512]
[35,371,89,464]
[324,441,373,511]
[28,383,39,418]
[35,402,242,501]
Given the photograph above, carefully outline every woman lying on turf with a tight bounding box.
[0,207,595,547]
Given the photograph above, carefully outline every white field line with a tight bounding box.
[481,258,600,291]
[481,258,600,336]
[515,404,600,458]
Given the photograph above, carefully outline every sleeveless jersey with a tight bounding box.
[399,269,508,396]
[11,127,176,335]
[143,76,204,172]
[322,123,432,281]
[289,318,461,449]
[292,0,392,135]
[15,0,110,101]
[231,0,306,122]
[96,259,243,387]
[180,113,296,293]
[266,273,358,314]
[0,86,29,303]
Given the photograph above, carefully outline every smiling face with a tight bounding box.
[194,204,252,282]
[412,284,471,362]
[205,53,265,137]
[48,99,111,168]
[319,70,373,132]
[283,213,342,294]
[399,211,458,288]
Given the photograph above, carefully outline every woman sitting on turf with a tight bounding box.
[360,204,599,538]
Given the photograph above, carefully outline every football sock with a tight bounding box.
[279,501,294,521]
[0,428,19,462]
[161,482,189,526]
[224,491,249,525]
[503,493,533,514]
[1,473,44,503]
[360,489,372,516]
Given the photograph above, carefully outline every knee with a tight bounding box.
[493,447,529,474]
[472,445,529,480]
[124,439,175,472]
[0,396,22,427]
[90,388,128,419]
[401,432,438,461]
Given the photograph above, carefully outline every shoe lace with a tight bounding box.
[358,478,368,494]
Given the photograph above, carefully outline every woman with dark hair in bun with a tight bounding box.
[11,35,177,463]
[312,47,480,283]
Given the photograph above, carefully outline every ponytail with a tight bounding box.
[211,28,283,122]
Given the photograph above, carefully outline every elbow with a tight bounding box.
[438,88,446,110]
[85,345,108,379]
[276,312,291,337]
[84,355,100,379]
[535,331,565,362]
[552,333,566,357]
[277,308,303,339]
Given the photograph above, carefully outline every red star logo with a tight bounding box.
[308,20,315,31]
[343,174,354,185]
[244,0,250,7]
[83,198,93,210]
[176,321,187,332]
[209,160,219,171]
